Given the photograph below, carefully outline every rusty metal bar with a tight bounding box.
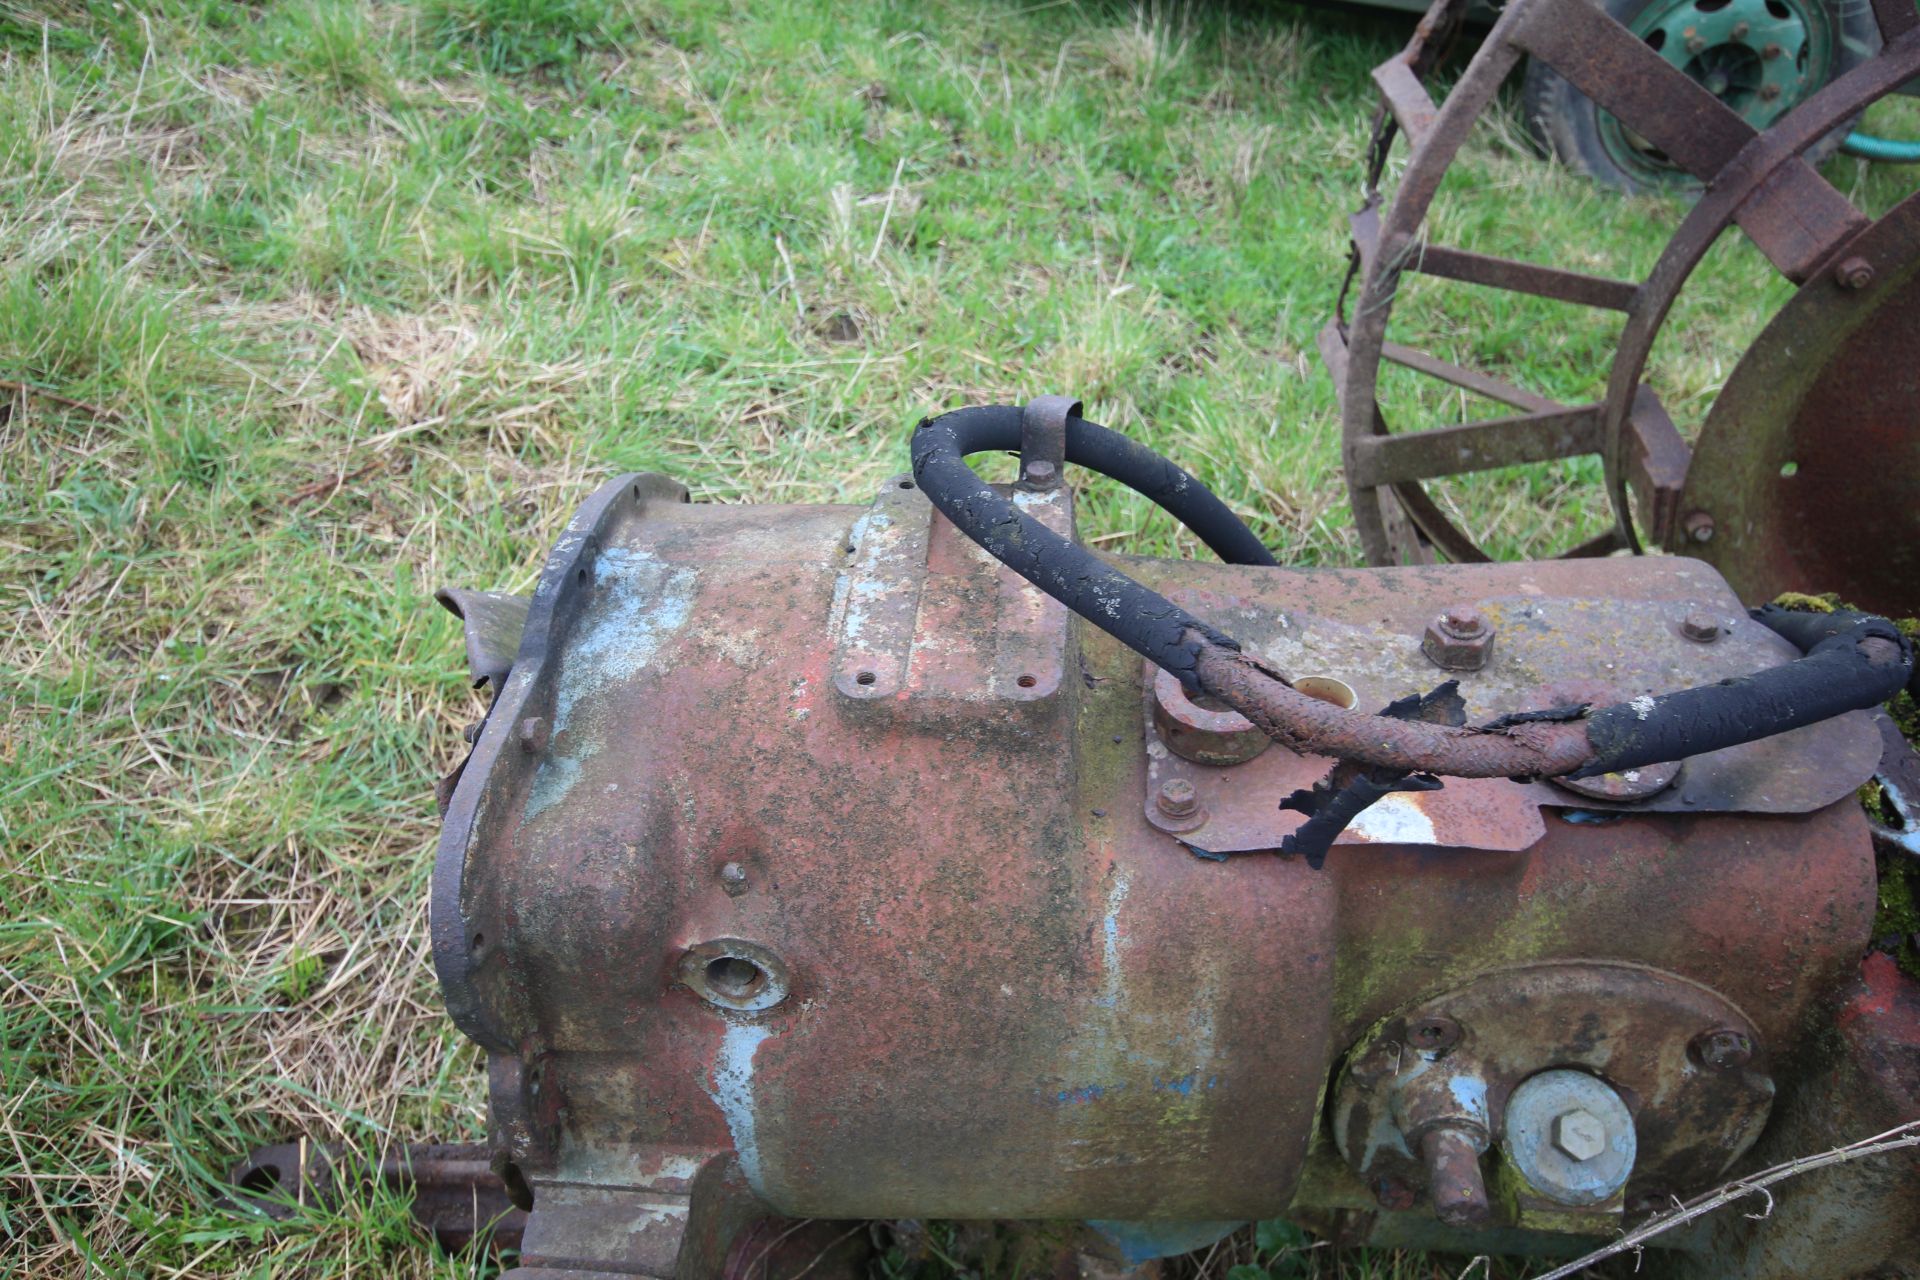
[228,1141,526,1254]
[1373,56,1439,146]
[1410,244,1639,312]
[1873,0,1918,42]
[1509,0,1753,180]
[1622,384,1691,546]
[1728,160,1870,285]
[1347,406,1604,487]
[1381,342,1563,414]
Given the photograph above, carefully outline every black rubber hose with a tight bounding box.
[912,404,1914,779]
[1577,607,1914,777]
[912,404,1278,568]
[911,407,1246,693]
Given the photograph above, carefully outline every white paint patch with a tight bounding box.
[1095,869,1133,1011]
[1630,694,1656,721]
[1346,791,1438,845]
[706,1023,775,1191]
[525,547,697,819]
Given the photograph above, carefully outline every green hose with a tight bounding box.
[1844,131,1920,162]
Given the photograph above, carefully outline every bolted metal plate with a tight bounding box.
[1332,963,1776,1211]
[1129,556,1879,855]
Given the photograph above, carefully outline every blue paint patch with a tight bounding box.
[1151,1072,1223,1096]
[1085,1220,1246,1264]
[1054,1082,1121,1104]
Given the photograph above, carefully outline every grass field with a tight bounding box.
[3,0,1917,1275]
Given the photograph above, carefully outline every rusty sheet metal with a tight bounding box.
[1127,556,1877,854]
[1677,190,1920,620]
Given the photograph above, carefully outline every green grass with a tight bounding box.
[1,0,1916,1275]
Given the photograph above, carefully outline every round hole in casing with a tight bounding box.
[1016,674,1037,688]
[855,670,877,686]
[897,480,915,490]
[680,938,792,1013]
[705,955,764,998]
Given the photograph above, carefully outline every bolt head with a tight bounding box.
[1836,256,1875,290]
[517,715,550,753]
[1023,459,1058,485]
[1156,777,1199,817]
[1680,611,1721,643]
[720,862,749,897]
[1683,511,1715,543]
[1759,82,1781,102]
[1731,20,1750,39]
[1551,1109,1608,1162]
[1762,41,1783,59]
[1423,610,1493,671]
[1686,34,1707,53]
[1692,1027,1755,1070]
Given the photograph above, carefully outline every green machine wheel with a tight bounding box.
[1524,0,1879,191]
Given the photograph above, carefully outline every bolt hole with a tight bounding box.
[1016,674,1037,688]
[1694,0,1731,11]
[576,567,588,584]
[1645,28,1666,50]
[471,932,485,951]
[706,955,765,999]
[1779,460,1799,478]
[897,480,915,490]
[855,670,877,686]
[1764,0,1789,15]
[632,484,642,500]
[239,1164,282,1195]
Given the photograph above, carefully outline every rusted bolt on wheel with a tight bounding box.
[719,862,749,897]
[1683,511,1716,544]
[1691,1027,1754,1070]
[517,716,550,753]
[1835,256,1876,290]
[1422,606,1493,672]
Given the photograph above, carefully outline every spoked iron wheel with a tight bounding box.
[1321,0,1920,616]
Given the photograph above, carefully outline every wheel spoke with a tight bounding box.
[1348,406,1604,488]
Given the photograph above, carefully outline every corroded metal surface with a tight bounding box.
[434,474,1881,1276]
[1324,0,1920,585]
[1678,191,1920,618]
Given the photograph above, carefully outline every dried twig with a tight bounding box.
[1530,1120,1920,1280]
[0,378,125,422]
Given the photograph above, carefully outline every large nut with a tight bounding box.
[1551,1109,1608,1162]
[1422,606,1494,672]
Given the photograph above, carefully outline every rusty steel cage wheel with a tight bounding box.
[1322,0,1920,617]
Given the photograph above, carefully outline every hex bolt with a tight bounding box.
[1681,611,1722,643]
[1759,82,1781,102]
[1692,1027,1755,1070]
[1683,510,1716,543]
[517,716,550,753]
[720,862,749,897]
[1021,459,1059,488]
[1423,608,1494,672]
[1762,41,1783,59]
[1686,33,1707,54]
[1835,256,1876,290]
[1440,606,1486,638]
[1551,1108,1609,1163]
[1420,1126,1491,1228]
[1156,778,1199,818]
[1731,20,1749,38]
